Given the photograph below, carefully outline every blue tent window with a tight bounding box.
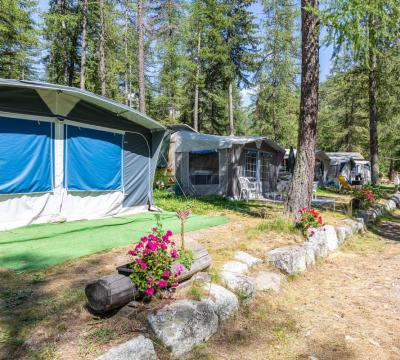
[65,125,123,191]
[0,116,53,194]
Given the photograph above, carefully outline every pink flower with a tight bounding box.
[128,250,136,256]
[136,258,143,264]
[145,287,155,296]
[140,236,147,242]
[166,230,173,237]
[152,227,158,232]
[160,243,167,250]
[147,278,153,284]
[170,249,178,258]
[140,263,147,270]
[157,279,167,288]
[171,283,178,288]
[162,271,171,278]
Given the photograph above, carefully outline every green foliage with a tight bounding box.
[0,0,38,79]
[252,0,300,147]
[128,218,193,297]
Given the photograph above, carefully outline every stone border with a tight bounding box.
[267,192,400,275]
[356,192,400,223]
[94,193,400,359]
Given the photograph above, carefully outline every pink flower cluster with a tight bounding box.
[128,227,182,297]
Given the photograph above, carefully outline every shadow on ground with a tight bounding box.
[368,212,400,242]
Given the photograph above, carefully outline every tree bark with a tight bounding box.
[137,0,146,113]
[99,0,106,96]
[369,14,379,185]
[193,29,201,132]
[80,0,88,90]
[228,79,234,135]
[124,0,129,105]
[284,0,319,216]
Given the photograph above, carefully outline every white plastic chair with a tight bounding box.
[312,181,319,199]
[239,177,257,201]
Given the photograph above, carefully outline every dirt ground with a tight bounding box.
[188,210,400,360]
[0,208,399,360]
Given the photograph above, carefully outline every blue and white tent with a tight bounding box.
[0,79,166,230]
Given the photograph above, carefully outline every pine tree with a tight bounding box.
[43,0,81,86]
[0,0,38,79]
[322,0,400,184]
[149,0,185,123]
[284,0,319,216]
[253,0,299,146]
[221,0,258,135]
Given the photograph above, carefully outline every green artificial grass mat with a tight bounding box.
[0,212,228,272]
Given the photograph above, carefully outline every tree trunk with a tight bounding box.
[99,0,106,96]
[284,0,319,216]
[137,0,146,113]
[193,30,201,132]
[228,79,234,135]
[80,0,88,90]
[124,0,129,105]
[369,14,379,185]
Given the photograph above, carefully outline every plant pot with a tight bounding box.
[351,198,363,210]
[116,263,133,276]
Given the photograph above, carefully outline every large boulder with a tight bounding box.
[302,242,316,267]
[95,335,157,360]
[311,225,338,252]
[220,271,256,302]
[385,199,397,212]
[335,225,347,244]
[202,283,239,320]
[267,246,306,274]
[341,219,364,234]
[221,261,248,274]
[254,271,283,292]
[306,231,329,259]
[391,193,400,206]
[147,300,218,357]
[234,251,262,267]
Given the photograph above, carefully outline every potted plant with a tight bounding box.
[117,217,193,299]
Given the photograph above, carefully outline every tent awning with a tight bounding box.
[173,130,285,154]
[0,79,165,132]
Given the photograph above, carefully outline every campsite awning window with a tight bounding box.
[189,149,219,185]
[0,115,53,194]
[64,125,123,191]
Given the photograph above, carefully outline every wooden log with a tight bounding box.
[175,243,211,282]
[85,274,139,313]
[86,243,211,313]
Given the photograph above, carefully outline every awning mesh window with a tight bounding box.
[65,125,123,191]
[0,116,53,194]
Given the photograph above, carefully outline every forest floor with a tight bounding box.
[0,193,399,360]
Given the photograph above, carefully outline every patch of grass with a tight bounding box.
[188,343,216,360]
[207,268,221,283]
[273,326,290,344]
[253,217,300,235]
[87,327,114,344]
[31,273,46,284]
[341,231,388,254]
[30,343,59,360]
[0,289,33,309]
[153,189,281,217]
[187,284,205,301]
